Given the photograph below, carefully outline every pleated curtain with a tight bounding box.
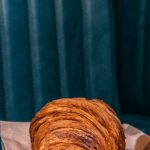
[0,0,150,125]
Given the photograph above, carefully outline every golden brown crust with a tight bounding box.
[30,98,125,150]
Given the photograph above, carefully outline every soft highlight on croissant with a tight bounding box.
[30,98,125,150]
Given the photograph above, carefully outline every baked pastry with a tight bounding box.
[30,98,125,150]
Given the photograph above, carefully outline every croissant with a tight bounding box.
[30,98,125,150]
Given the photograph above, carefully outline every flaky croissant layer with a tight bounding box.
[30,98,125,150]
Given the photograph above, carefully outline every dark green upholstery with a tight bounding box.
[0,0,150,134]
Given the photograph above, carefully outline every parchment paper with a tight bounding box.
[0,121,150,150]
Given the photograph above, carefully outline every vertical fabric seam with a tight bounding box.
[135,0,147,108]
[54,0,69,97]
[108,0,121,113]
[27,0,43,112]
[81,0,95,98]
[0,0,5,120]
[0,0,13,120]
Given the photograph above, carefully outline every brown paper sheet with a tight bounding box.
[0,121,150,150]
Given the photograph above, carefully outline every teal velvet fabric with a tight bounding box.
[0,0,150,132]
